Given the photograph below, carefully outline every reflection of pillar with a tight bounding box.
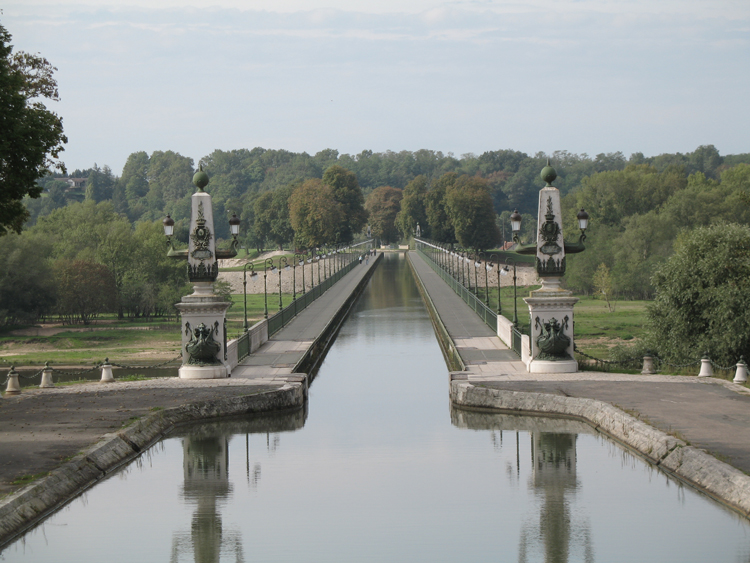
[519,432,593,563]
[184,436,230,563]
[532,433,577,563]
[171,434,245,563]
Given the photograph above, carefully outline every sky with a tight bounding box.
[3,0,749,174]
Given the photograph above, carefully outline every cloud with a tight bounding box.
[3,2,749,173]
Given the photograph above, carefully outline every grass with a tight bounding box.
[472,284,650,361]
[11,472,49,486]
[118,374,152,382]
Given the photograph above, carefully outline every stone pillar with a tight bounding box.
[523,171,578,373]
[175,169,231,379]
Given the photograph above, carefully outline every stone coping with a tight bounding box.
[451,380,750,519]
[0,380,306,549]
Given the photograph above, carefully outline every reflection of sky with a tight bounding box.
[4,1,749,172]
[4,254,750,562]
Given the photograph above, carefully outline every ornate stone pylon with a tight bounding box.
[171,168,235,379]
[518,162,587,373]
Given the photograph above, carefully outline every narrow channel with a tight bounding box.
[3,253,750,562]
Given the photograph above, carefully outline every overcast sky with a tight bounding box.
[3,0,749,174]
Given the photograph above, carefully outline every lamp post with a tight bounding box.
[473,253,480,296]
[488,254,500,314]
[501,258,519,326]
[263,258,275,319]
[307,253,314,290]
[293,253,304,300]
[484,255,493,307]
[242,263,257,331]
[278,257,289,311]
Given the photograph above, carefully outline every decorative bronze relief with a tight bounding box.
[184,321,221,366]
[534,315,572,361]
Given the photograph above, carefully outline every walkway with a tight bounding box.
[408,250,524,374]
[408,250,750,475]
[231,255,380,380]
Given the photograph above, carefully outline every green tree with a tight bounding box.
[365,186,403,244]
[445,175,500,250]
[425,172,457,244]
[647,223,750,365]
[396,175,429,239]
[592,263,615,312]
[289,179,344,249]
[321,165,367,242]
[0,24,66,236]
[0,233,56,325]
[53,259,117,324]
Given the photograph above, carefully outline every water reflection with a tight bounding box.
[169,410,306,563]
[452,409,594,563]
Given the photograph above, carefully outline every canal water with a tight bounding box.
[3,253,750,562]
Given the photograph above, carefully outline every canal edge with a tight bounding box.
[0,383,306,549]
[293,252,383,381]
[450,380,750,520]
[405,251,466,372]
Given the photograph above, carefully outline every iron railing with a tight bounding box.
[415,246,497,331]
[236,245,370,361]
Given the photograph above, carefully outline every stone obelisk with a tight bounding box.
[523,163,579,373]
[174,168,231,379]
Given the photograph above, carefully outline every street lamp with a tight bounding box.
[307,253,314,290]
[473,253,480,296]
[242,263,257,331]
[293,253,305,300]
[278,257,289,311]
[510,209,522,243]
[263,257,275,319]
[501,258,519,326]
[488,254,500,312]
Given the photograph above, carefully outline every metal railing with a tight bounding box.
[511,325,523,357]
[236,242,373,361]
[415,245,497,331]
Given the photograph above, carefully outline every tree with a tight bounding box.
[647,223,750,365]
[321,165,367,242]
[592,263,615,312]
[396,175,429,239]
[365,186,403,244]
[53,259,117,324]
[0,24,66,236]
[445,175,500,250]
[0,233,56,325]
[288,179,344,249]
[425,173,457,243]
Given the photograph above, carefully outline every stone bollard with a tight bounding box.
[698,355,714,378]
[734,356,748,384]
[39,361,55,388]
[5,366,21,396]
[100,359,115,383]
[641,356,655,375]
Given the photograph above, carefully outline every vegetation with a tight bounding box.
[646,224,750,365]
[0,23,66,236]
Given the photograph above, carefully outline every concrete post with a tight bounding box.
[698,357,714,378]
[734,357,748,384]
[5,367,21,396]
[641,356,655,375]
[39,362,54,388]
[100,359,115,383]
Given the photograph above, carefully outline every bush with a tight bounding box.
[646,223,750,365]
